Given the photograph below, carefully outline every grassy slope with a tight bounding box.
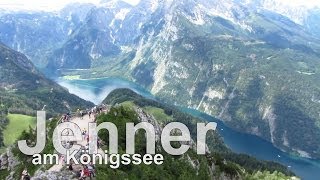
[3,114,35,146]
[143,106,173,122]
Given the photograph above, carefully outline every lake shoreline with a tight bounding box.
[57,77,320,180]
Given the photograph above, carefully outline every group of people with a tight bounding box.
[61,112,71,122]
[20,105,109,180]
[76,106,107,179]
[68,161,96,180]
[77,104,107,122]
[77,163,96,180]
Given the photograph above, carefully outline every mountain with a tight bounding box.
[47,0,320,159]
[46,0,159,70]
[1,88,294,179]
[303,8,320,38]
[1,0,320,159]
[0,42,94,116]
[0,42,94,153]
[125,0,320,159]
[0,12,67,68]
[239,0,320,38]
[0,3,95,69]
[47,5,124,70]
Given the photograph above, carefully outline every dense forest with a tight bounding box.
[0,104,8,147]
[102,88,295,177]
[95,104,293,179]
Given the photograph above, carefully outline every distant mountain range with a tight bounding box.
[0,0,320,159]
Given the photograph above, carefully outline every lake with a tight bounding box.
[57,77,320,180]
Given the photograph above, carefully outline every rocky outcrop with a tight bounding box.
[32,170,76,180]
[0,148,20,171]
[135,106,162,141]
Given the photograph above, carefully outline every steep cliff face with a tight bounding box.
[108,0,320,158]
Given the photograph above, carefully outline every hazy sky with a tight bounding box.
[0,0,319,11]
[280,0,320,8]
[0,0,140,11]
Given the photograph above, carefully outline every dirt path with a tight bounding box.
[48,114,96,172]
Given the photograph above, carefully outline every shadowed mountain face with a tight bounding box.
[0,43,94,116]
[0,0,320,158]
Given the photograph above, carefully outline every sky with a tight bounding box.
[0,0,319,11]
[280,0,320,8]
[0,0,140,11]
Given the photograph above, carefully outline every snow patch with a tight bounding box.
[115,8,130,20]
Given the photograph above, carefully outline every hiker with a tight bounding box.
[21,169,30,180]
[76,170,82,179]
[88,163,95,177]
[83,166,91,179]
[67,112,71,121]
[64,113,69,122]
[80,110,84,119]
[97,139,100,149]
[97,138,103,149]
[60,155,65,164]
[77,109,80,117]
[66,141,71,149]
[93,114,97,122]
[85,143,89,152]
[68,163,73,171]
[86,134,90,143]
[62,114,66,122]
[79,169,85,180]
[82,129,86,140]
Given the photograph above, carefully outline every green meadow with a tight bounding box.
[143,106,173,122]
[3,114,36,146]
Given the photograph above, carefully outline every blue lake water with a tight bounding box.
[56,77,154,104]
[57,77,320,180]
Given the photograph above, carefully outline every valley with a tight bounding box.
[57,77,320,180]
[1,0,320,179]
[30,0,320,159]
